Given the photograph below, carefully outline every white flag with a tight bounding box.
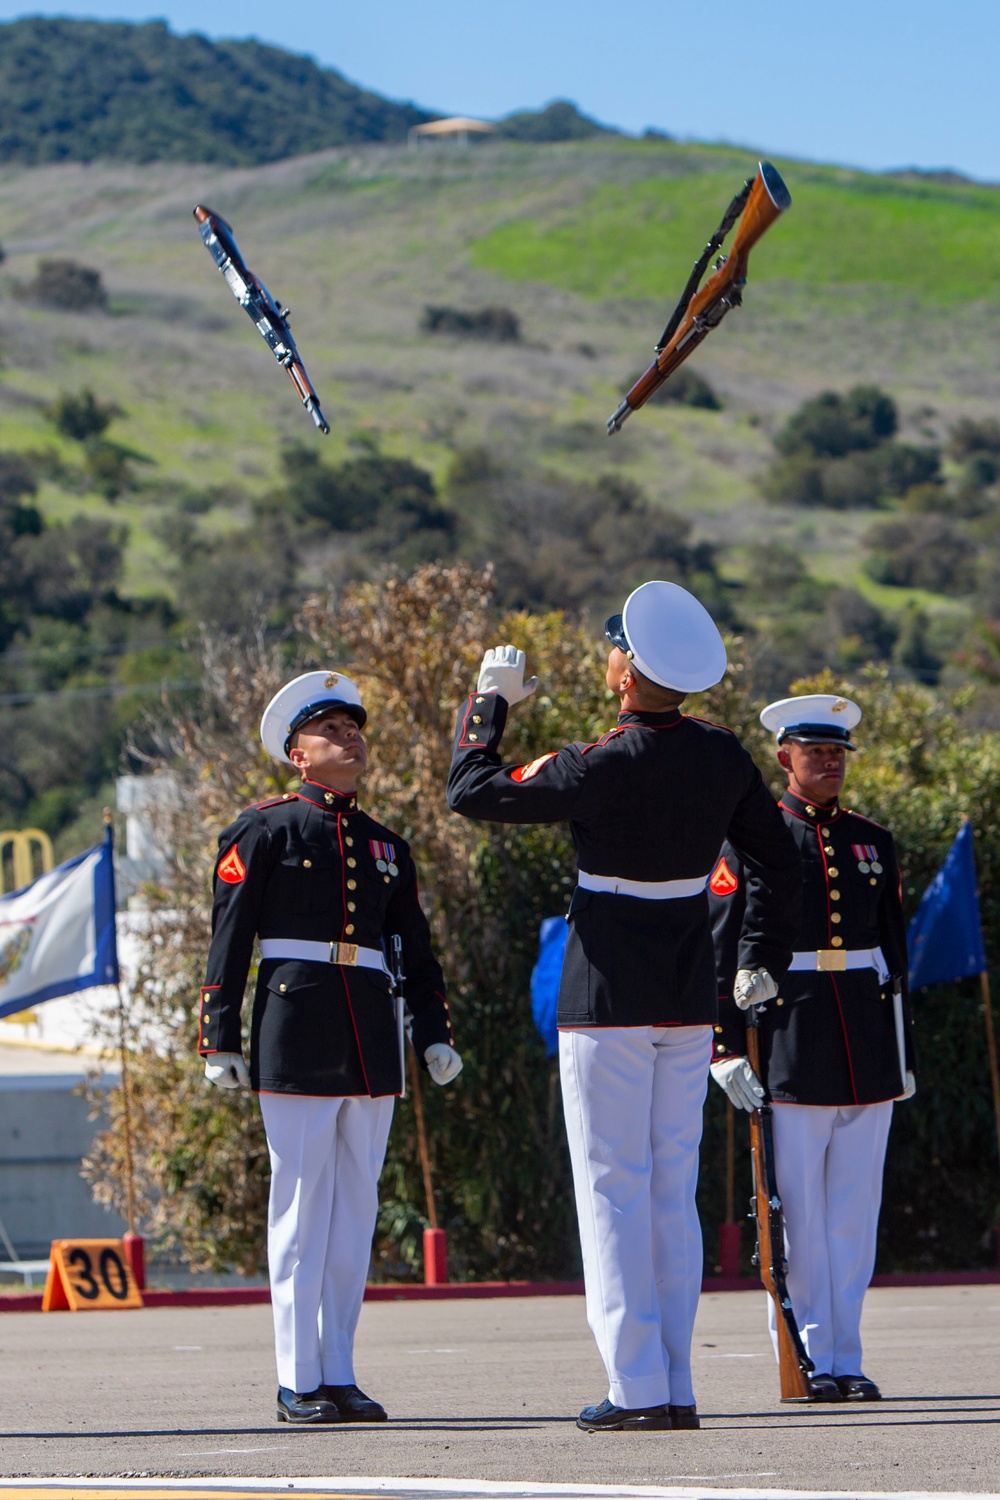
[0,826,119,1017]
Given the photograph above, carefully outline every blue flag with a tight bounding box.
[0,823,119,1017]
[530,917,567,1058]
[908,820,986,989]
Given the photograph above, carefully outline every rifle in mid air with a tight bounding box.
[607,160,791,435]
[745,1003,816,1401]
[193,205,330,434]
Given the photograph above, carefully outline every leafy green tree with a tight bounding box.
[496,100,614,142]
[0,17,430,166]
[775,385,898,459]
[47,388,120,441]
[864,515,977,594]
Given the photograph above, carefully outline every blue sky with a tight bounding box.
[2,1,998,180]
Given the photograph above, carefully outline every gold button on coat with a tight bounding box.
[832,936,843,947]
[820,826,830,836]
[825,845,835,855]
[345,837,354,847]
[472,715,482,724]
[303,859,312,868]
[469,733,479,741]
[828,866,839,877]
[345,923,355,935]
[347,857,357,868]
[347,879,357,890]
[279,983,287,993]
[831,912,842,924]
[347,901,356,912]
[830,890,840,900]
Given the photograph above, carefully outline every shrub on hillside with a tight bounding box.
[947,417,1000,461]
[26,257,107,311]
[273,446,455,568]
[775,384,897,459]
[496,100,613,142]
[421,305,521,342]
[0,450,38,503]
[864,515,977,594]
[763,386,940,509]
[47,388,121,442]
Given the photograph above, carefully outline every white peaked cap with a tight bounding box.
[260,671,367,765]
[760,693,862,748]
[610,581,727,693]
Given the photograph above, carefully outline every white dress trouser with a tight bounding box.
[259,1091,394,1393]
[769,1100,893,1377]
[559,1024,712,1409]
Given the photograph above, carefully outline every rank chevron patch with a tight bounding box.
[217,844,247,884]
[709,855,739,896]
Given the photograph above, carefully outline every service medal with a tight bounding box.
[376,859,388,873]
[388,862,398,877]
[857,860,870,873]
[871,861,883,874]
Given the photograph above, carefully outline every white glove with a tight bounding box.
[897,1070,917,1101]
[710,1055,765,1113]
[425,1043,463,1086]
[204,1052,250,1090]
[476,646,538,706]
[733,967,778,1011]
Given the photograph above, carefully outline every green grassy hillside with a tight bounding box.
[2,133,999,854]
[473,160,1000,305]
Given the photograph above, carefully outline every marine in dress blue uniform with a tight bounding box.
[709,694,916,1401]
[200,671,461,1424]
[447,582,801,1431]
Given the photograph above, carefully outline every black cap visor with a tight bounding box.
[605,613,630,653]
[284,696,367,754]
[778,722,855,750]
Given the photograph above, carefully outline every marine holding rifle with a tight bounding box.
[709,694,916,1402]
[199,671,461,1425]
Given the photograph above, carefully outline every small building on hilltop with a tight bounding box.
[409,116,495,147]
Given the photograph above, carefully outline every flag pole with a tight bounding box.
[979,969,1000,1267]
[407,1050,447,1285]
[105,808,144,1289]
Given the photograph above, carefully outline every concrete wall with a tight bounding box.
[0,1073,127,1257]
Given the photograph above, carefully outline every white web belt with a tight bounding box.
[577,870,710,900]
[259,938,390,974]
[789,945,888,980]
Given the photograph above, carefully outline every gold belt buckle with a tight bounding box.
[331,942,359,966]
[816,948,847,971]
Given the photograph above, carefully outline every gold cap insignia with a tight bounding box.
[832,698,848,713]
[324,673,339,689]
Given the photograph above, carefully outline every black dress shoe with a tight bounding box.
[276,1386,342,1423]
[322,1383,388,1422]
[807,1373,845,1403]
[836,1374,881,1401]
[576,1397,672,1432]
[668,1403,700,1429]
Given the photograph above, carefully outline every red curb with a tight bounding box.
[3,1269,999,1313]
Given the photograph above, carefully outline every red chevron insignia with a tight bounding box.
[218,844,247,884]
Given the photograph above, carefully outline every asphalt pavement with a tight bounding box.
[0,1286,997,1494]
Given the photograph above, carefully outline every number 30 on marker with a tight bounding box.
[42,1239,143,1311]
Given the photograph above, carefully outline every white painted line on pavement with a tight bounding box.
[0,1480,998,1499]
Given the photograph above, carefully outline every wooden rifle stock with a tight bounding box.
[608,161,791,433]
[745,1014,815,1401]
